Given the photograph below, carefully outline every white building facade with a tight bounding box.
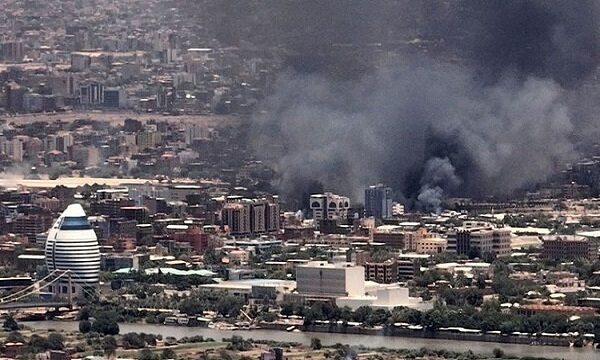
[296,261,364,297]
[310,193,351,221]
[45,204,101,298]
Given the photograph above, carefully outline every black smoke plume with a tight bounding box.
[243,1,599,209]
[253,61,575,209]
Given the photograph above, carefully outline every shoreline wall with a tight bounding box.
[259,322,572,347]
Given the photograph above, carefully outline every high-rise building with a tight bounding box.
[45,204,101,297]
[364,184,393,219]
[5,82,25,113]
[1,41,24,62]
[183,123,207,145]
[135,131,162,150]
[221,196,280,237]
[103,88,127,108]
[309,193,350,221]
[222,201,251,236]
[79,81,104,105]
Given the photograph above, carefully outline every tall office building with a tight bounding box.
[221,196,280,237]
[1,41,24,62]
[364,184,393,219]
[79,81,104,105]
[45,204,101,297]
[5,82,25,113]
[310,193,350,221]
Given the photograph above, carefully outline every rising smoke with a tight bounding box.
[248,1,599,211]
[417,157,462,214]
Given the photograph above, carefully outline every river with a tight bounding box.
[25,321,599,360]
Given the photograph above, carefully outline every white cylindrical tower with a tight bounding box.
[45,203,100,297]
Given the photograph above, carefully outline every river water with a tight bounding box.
[26,321,598,360]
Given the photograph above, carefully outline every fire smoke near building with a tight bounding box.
[246,0,599,212]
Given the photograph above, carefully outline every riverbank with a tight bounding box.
[24,321,600,360]
[0,327,567,360]
[259,322,578,347]
[17,313,594,349]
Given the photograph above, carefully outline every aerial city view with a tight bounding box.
[0,0,599,359]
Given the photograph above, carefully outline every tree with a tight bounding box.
[493,348,504,358]
[564,292,579,306]
[483,251,497,264]
[334,344,357,360]
[310,338,322,350]
[365,309,390,327]
[420,290,433,301]
[179,298,204,315]
[28,334,49,353]
[3,315,18,331]
[454,271,471,288]
[226,336,252,351]
[352,306,373,323]
[102,336,118,359]
[7,331,25,343]
[216,295,244,317]
[476,275,487,290]
[280,302,294,316]
[161,348,177,360]
[78,307,91,320]
[91,315,120,335]
[47,333,65,350]
[122,332,146,349]
[422,309,445,332]
[139,349,158,360]
[203,248,220,265]
[79,319,92,333]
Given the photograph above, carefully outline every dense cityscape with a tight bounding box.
[0,1,599,360]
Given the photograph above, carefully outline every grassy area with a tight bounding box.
[280,350,325,358]
[171,342,227,350]
[116,341,228,357]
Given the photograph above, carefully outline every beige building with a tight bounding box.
[136,131,161,150]
[296,261,365,298]
[541,236,597,261]
[417,237,447,254]
[447,222,511,258]
[221,196,280,237]
[228,249,250,263]
[371,224,430,251]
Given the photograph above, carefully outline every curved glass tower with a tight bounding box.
[45,204,100,296]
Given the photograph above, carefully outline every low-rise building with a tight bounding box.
[540,236,597,261]
[364,260,398,284]
[447,222,511,258]
[397,254,430,279]
[514,304,597,317]
[417,237,447,254]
